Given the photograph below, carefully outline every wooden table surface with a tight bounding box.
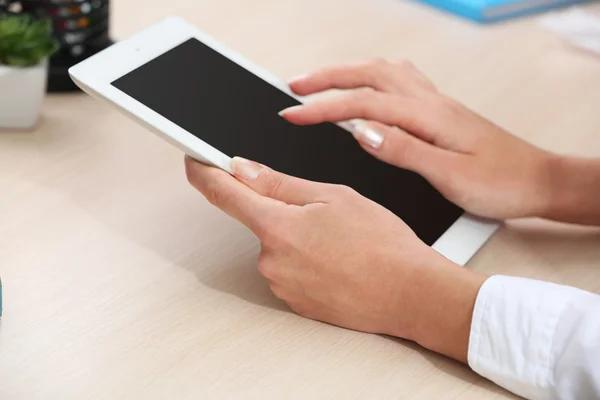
[1,1,600,399]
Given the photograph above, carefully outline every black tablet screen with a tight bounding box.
[112,38,462,245]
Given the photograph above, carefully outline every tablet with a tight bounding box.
[69,17,499,266]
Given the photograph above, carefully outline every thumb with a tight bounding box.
[230,157,328,206]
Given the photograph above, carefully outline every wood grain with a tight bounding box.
[1,1,599,398]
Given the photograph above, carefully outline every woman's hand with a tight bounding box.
[280,60,557,220]
[186,156,486,362]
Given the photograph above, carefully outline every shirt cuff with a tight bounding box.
[468,275,579,400]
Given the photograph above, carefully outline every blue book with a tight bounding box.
[414,0,597,23]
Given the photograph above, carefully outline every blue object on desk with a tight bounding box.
[413,0,596,23]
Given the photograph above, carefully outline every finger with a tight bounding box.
[230,157,331,206]
[280,90,440,144]
[289,59,435,97]
[350,121,459,184]
[185,156,282,232]
[289,60,397,95]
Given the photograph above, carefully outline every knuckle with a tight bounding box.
[443,175,467,204]
[392,60,424,83]
[360,59,394,89]
[394,59,415,70]
[347,89,379,113]
[434,160,469,202]
[428,95,458,119]
[331,184,357,198]
[367,57,389,71]
[440,96,463,115]
[258,256,278,279]
[257,249,270,266]
[432,94,450,108]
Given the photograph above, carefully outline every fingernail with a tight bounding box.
[350,121,384,149]
[288,73,309,84]
[231,157,263,180]
[278,105,302,117]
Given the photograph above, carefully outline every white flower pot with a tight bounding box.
[0,60,48,130]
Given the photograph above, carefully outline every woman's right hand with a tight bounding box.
[280,60,558,220]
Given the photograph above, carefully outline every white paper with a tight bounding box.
[540,8,600,55]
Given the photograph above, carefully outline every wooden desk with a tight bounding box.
[1,1,599,398]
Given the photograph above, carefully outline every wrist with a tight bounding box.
[394,254,486,363]
[527,150,559,218]
[541,154,600,225]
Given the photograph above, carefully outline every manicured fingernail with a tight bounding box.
[231,157,263,180]
[350,121,384,149]
[278,105,302,117]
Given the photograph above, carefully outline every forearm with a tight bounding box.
[543,155,600,226]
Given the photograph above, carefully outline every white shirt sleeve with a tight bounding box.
[468,275,600,400]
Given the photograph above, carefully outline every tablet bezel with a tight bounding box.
[69,16,499,266]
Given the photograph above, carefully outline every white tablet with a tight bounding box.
[69,17,499,266]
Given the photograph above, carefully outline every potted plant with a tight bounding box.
[0,14,58,130]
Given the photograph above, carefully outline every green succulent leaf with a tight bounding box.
[0,14,59,67]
